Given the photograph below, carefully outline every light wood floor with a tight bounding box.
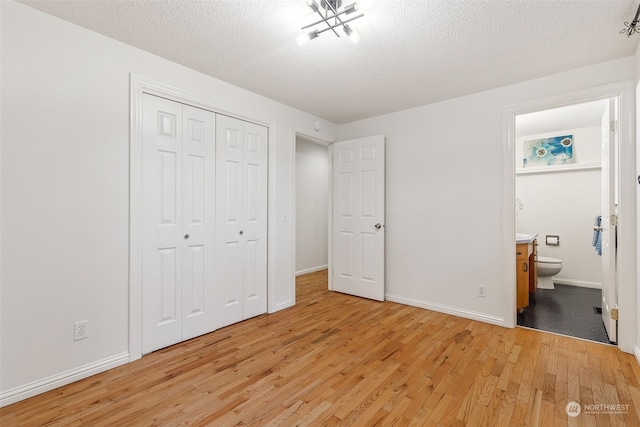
[3,270,640,426]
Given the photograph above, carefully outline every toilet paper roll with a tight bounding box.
[545,235,559,246]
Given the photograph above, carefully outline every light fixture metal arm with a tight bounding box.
[315,8,340,37]
[322,0,347,28]
[314,13,364,35]
[301,8,351,30]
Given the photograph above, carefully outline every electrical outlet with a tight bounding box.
[74,320,88,341]
[478,285,486,298]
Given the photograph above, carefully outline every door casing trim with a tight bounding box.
[502,80,636,353]
[292,128,335,295]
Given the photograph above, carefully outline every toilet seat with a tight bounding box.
[537,256,562,265]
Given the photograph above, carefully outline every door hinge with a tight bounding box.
[611,308,619,320]
[610,120,617,132]
[611,214,618,226]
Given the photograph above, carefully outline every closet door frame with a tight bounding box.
[129,74,275,361]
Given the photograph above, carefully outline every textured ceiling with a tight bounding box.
[20,0,640,124]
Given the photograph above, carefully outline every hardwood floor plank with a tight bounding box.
[627,386,640,424]
[554,350,570,424]
[495,380,519,426]
[1,269,639,426]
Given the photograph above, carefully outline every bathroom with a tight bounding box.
[514,99,615,344]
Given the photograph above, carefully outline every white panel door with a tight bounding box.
[216,115,244,327]
[601,99,617,343]
[242,122,268,319]
[332,135,385,301]
[216,115,268,328]
[142,95,216,353]
[142,94,184,353]
[181,105,216,341]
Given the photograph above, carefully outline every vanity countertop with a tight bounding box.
[516,233,538,244]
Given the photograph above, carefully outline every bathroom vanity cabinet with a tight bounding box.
[516,239,538,310]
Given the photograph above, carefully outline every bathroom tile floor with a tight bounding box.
[517,283,613,345]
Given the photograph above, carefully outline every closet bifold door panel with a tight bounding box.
[215,115,268,329]
[141,94,216,354]
[180,104,216,341]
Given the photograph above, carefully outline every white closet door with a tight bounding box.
[241,122,268,319]
[216,115,245,327]
[215,115,268,328]
[142,95,216,353]
[142,94,184,353]
[181,105,216,341]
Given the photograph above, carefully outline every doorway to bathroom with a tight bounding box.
[513,98,618,345]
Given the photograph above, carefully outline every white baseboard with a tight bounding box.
[385,294,506,327]
[295,265,328,276]
[272,299,294,313]
[553,278,602,289]
[634,346,640,366]
[0,352,129,407]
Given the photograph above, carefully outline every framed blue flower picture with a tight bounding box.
[523,135,574,167]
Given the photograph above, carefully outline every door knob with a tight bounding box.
[184,234,190,240]
[375,223,382,230]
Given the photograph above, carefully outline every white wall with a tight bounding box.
[0,1,337,403]
[295,138,329,275]
[515,126,602,287]
[635,41,640,363]
[338,57,635,327]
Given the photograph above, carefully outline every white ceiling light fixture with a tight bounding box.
[297,0,364,45]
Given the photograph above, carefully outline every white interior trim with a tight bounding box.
[515,162,601,175]
[129,74,277,361]
[0,352,129,407]
[502,105,517,328]
[503,80,636,353]
[296,265,329,276]
[386,294,505,327]
[292,127,334,294]
[328,143,334,291]
[552,278,602,289]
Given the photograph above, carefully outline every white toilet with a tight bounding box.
[536,256,563,289]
